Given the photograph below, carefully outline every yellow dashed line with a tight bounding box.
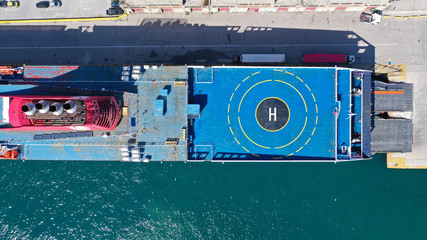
[252,154,260,157]
[315,104,318,114]
[230,92,234,102]
[239,116,270,149]
[234,137,241,145]
[383,15,391,18]
[304,83,311,92]
[312,127,316,136]
[296,76,304,83]
[286,153,294,157]
[234,83,241,92]
[420,15,427,18]
[411,15,418,18]
[305,138,311,146]
[285,71,294,76]
[311,93,316,102]
[252,71,260,76]
[242,146,250,152]
[242,76,250,82]
[229,127,234,135]
[315,115,318,125]
[227,115,230,125]
[227,104,230,113]
[274,69,283,72]
[296,146,304,153]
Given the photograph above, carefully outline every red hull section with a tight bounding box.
[3,96,120,131]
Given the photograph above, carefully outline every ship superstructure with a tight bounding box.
[0,65,373,162]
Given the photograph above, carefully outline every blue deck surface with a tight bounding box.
[336,69,352,159]
[189,67,336,161]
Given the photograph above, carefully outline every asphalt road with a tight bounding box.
[0,12,424,69]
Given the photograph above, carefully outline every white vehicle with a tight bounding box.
[236,54,286,64]
[360,10,383,25]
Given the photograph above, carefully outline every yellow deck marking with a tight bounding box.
[312,127,316,136]
[274,69,283,72]
[229,127,234,135]
[315,115,318,125]
[285,71,294,76]
[315,104,318,113]
[227,104,230,113]
[275,116,307,149]
[311,93,316,102]
[242,76,250,82]
[304,83,311,92]
[286,153,294,157]
[242,146,250,152]
[227,115,230,124]
[238,80,272,112]
[252,71,260,76]
[235,84,241,92]
[305,138,311,146]
[252,154,260,157]
[230,92,235,102]
[296,76,304,83]
[276,80,307,112]
[238,116,270,149]
[296,146,304,153]
[234,137,241,145]
[0,14,127,24]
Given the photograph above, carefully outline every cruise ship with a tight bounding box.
[0,65,412,162]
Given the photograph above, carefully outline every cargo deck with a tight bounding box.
[0,65,372,162]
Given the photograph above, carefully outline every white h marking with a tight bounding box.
[269,107,277,121]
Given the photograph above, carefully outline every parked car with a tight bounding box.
[0,1,20,8]
[36,1,50,8]
[106,7,124,15]
[50,0,61,7]
[360,10,383,25]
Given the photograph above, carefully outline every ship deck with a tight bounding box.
[189,67,337,161]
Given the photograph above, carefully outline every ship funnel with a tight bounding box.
[63,100,77,114]
[21,103,36,116]
[35,100,50,114]
[49,102,63,116]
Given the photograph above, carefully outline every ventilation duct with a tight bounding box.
[35,100,50,114]
[22,103,36,116]
[49,102,63,116]
[63,100,78,114]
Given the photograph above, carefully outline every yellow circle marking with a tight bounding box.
[255,97,290,132]
[227,70,319,157]
[275,116,307,149]
[275,80,307,112]
[238,116,270,149]
[238,80,272,112]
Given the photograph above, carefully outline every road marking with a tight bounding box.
[0,14,126,24]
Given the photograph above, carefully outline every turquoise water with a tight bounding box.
[1,155,426,239]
